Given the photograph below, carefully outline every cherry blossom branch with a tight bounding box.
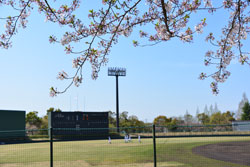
[51,1,116,95]
[0,0,31,48]
[1,0,250,96]
[160,0,173,36]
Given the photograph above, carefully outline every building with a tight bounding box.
[232,121,250,131]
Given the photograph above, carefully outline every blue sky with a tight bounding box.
[0,1,250,122]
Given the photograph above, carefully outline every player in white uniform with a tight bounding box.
[108,136,111,144]
[128,135,131,142]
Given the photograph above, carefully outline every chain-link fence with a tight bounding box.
[155,124,250,167]
[52,127,153,167]
[1,125,250,167]
[0,129,50,167]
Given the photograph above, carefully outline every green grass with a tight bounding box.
[0,136,250,167]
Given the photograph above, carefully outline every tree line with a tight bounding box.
[25,107,61,130]
[109,93,250,127]
[26,93,250,129]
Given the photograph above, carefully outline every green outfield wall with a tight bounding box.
[0,110,26,138]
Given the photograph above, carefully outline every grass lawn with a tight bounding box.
[0,136,250,167]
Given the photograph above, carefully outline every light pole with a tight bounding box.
[108,67,126,133]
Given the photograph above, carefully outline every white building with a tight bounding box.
[232,121,250,131]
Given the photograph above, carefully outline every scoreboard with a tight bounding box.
[48,111,109,138]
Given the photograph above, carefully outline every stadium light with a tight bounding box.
[108,67,126,76]
[108,67,126,133]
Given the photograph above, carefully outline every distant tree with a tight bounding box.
[37,107,62,129]
[195,107,200,123]
[237,93,249,120]
[241,102,250,121]
[153,115,177,132]
[184,110,194,125]
[55,108,62,112]
[40,115,48,129]
[170,118,177,126]
[197,113,210,125]
[214,103,219,113]
[119,112,145,129]
[153,116,171,126]
[175,116,185,125]
[26,111,42,129]
[204,105,209,116]
[119,111,130,127]
[153,115,177,127]
[46,107,62,115]
[120,111,129,122]
[196,107,200,115]
[209,111,235,124]
[209,104,214,116]
[108,111,116,128]
[210,112,225,124]
[222,111,235,122]
[127,115,145,127]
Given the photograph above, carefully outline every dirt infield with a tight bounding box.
[193,141,250,166]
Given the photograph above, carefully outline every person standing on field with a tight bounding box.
[108,136,111,144]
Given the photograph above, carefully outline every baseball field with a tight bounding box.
[0,136,250,167]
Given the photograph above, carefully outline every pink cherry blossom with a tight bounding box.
[0,0,249,95]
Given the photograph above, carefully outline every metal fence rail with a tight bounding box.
[0,124,250,167]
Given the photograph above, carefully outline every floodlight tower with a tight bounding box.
[108,67,126,133]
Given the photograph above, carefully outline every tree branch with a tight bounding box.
[160,0,173,36]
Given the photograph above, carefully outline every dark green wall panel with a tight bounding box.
[0,110,26,137]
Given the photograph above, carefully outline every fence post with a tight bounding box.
[50,128,53,167]
[153,124,157,167]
